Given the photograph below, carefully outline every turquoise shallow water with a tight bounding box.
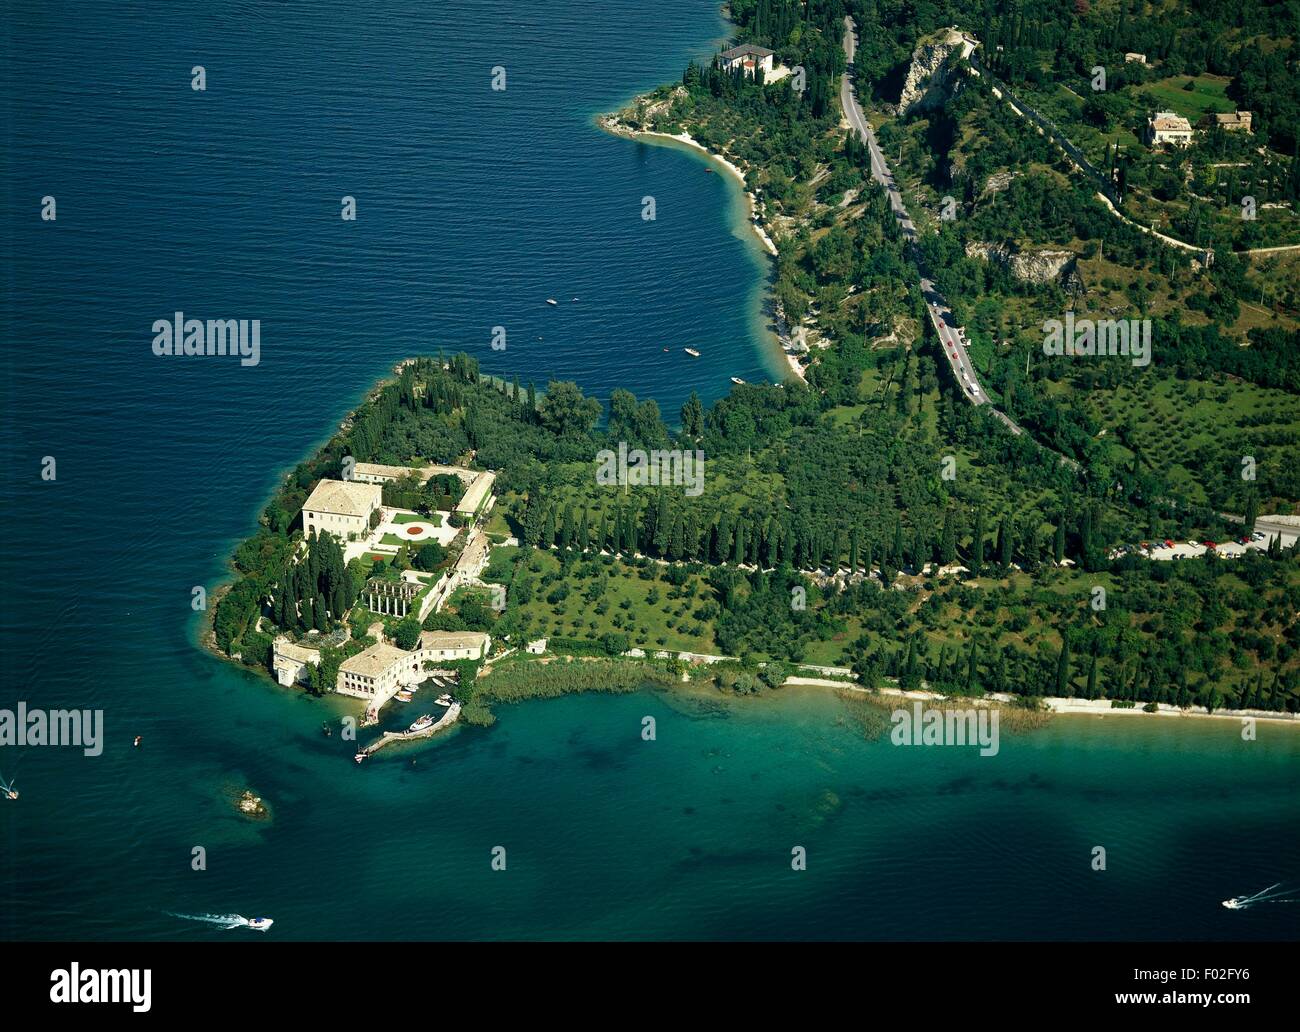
[1,0,1297,941]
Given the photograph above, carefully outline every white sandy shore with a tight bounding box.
[783,678,1299,725]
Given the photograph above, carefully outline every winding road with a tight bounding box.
[840,17,1080,467]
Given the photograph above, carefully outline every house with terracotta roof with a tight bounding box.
[1145,111,1194,147]
[720,43,774,77]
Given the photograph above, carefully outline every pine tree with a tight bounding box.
[1053,518,1066,564]
[1086,654,1099,701]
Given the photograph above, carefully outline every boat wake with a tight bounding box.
[1221,883,1299,910]
[167,911,255,930]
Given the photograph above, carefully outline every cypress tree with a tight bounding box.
[971,508,986,576]
[1056,637,1072,697]
[940,510,956,566]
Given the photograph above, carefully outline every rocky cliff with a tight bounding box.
[965,241,1079,287]
[898,28,977,115]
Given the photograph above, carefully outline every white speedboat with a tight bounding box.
[684,347,701,357]
[394,690,413,703]
[546,298,558,306]
[1222,898,1244,909]
[247,917,274,931]
[408,714,435,733]
[435,693,454,707]
[730,377,745,385]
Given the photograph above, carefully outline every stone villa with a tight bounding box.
[1145,111,1194,147]
[335,630,491,706]
[1208,110,1252,133]
[719,43,774,77]
[301,479,382,540]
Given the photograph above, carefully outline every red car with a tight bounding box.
[1204,541,1217,549]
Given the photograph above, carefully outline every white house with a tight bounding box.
[418,630,491,662]
[336,632,491,707]
[272,638,321,687]
[336,642,421,701]
[1124,52,1147,65]
[301,479,382,541]
[719,43,775,77]
[526,638,548,655]
[1145,111,1194,147]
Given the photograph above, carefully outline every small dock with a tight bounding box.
[357,702,461,759]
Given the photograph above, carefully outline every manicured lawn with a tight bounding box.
[393,511,441,526]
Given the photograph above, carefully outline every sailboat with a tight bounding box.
[0,772,17,801]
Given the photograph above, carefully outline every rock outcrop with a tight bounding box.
[965,241,1079,287]
[898,28,977,115]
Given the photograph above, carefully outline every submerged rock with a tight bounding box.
[237,789,269,819]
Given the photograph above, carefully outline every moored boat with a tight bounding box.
[408,714,435,733]
[395,690,414,703]
[435,693,454,707]
[730,376,745,385]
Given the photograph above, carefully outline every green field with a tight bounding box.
[1139,73,1233,122]
[485,547,721,654]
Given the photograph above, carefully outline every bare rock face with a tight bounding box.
[981,170,1021,197]
[965,241,1077,285]
[898,28,976,115]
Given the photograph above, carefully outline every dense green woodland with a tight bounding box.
[213,354,1300,712]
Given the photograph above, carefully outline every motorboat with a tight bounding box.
[408,714,435,733]
[247,917,274,931]
[730,377,745,385]
[394,690,414,703]
[684,347,701,357]
[546,298,558,306]
[435,694,454,707]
